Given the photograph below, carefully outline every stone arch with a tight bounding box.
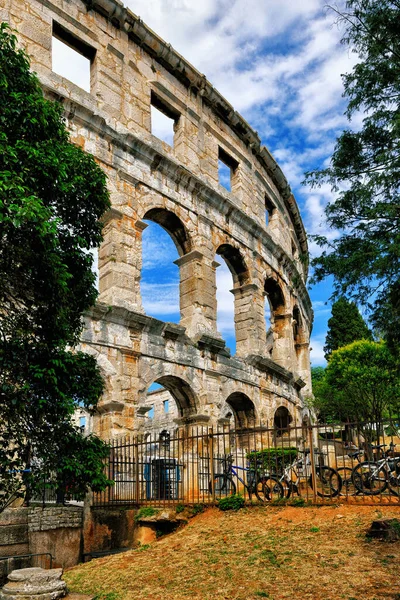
[264,277,291,365]
[264,277,286,315]
[216,244,249,287]
[273,405,293,435]
[143,207,192,256]
[215,244,252,356]
[292,305,302,344]
[226,392,257,429]
[146,374,198,419]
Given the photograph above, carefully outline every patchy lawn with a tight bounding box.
[64,504,400,600]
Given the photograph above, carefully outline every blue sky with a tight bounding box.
[52,0,360,366]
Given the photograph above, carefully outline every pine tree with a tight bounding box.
[324,297,372,360]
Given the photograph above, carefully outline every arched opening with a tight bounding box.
[141,208,191,324]
[274,406,292,436]
[264,277,285,357]
[215,244,250,356]
[293,305,304,357]
[143,208,192,256]
[226,392,256,429]
[217,244,249,287]
[138,377,196,502]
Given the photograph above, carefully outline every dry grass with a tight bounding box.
[64,504,400,600]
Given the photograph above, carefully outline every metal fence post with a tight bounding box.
[308,426,318,503]
[208,427,215,503]
[134,436,140,504]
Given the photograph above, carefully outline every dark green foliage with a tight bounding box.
[247,447,297,475]
[324,297,372,360]
[0,24,111,509]
[304,1,400,352]
[190,503,206,516]
[217,494,245,511]
[135,507,158,521]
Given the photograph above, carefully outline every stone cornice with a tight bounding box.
[76,0,308,262]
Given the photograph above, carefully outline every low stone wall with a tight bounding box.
[0,507,83,569]
[0,510,29,558]
[83,508,136,557]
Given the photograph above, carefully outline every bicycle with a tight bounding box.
[273,448,342,499]
[209,454,284,503]
[352,443,400,496]
[337,447,364,496]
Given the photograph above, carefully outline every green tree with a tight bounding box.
[324,297,372,360]
[304,1,400,352]
[0,24,111,510]
[313,340,400,433]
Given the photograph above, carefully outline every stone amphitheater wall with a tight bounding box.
[3,0,314,438]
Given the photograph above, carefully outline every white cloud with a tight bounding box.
[141,282,180,316]
[142,222,180,269]
[310,335,327,367]
[52,37,91,92]
[216,262,235,337]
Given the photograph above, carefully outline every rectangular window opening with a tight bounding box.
[150,91,179,147]
[218,147,238,192]
[163,400,169,413]
[265,196,276,225]
[148,405,155,419]
[52,22,95,93]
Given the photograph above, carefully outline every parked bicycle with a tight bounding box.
[352,443,400,496]
[337,446,364,496]
[209,454,284,503]
[266,448,342,499]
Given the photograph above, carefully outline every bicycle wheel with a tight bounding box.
[352,462,388,495]
[309,466,342,498]
[337,467,357,496]
[256,476,284,502]
[209,474,236,496]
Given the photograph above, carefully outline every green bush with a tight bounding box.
[135,507,158,521]
[190,503,205,516]
[217,494,245,511]
[247,447,297,475]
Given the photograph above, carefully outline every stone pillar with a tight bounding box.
[174,114,200,172]
[175,250,219,338]
[231,283,265,358]
[295,341,312,392]
[98,209,146,312]
[271,313,293,369]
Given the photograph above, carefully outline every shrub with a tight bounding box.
[247,447,297,475]
[217,494,245,511]
[135,507,158,521]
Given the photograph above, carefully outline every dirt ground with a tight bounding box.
[64,504,400,600]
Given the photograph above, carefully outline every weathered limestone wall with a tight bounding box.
[82,507,136,557]
[0,508,83,570]
[3,0,314,439]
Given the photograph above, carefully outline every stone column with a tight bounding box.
[271,313,294,369]
[295,341,312,392]
[231,283,266,357]
[98,209,146,312]
[175,250,219,338]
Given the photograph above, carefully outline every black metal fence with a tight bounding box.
[92,419,400,507]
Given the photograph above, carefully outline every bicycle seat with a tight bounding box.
[347,450,363,458]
